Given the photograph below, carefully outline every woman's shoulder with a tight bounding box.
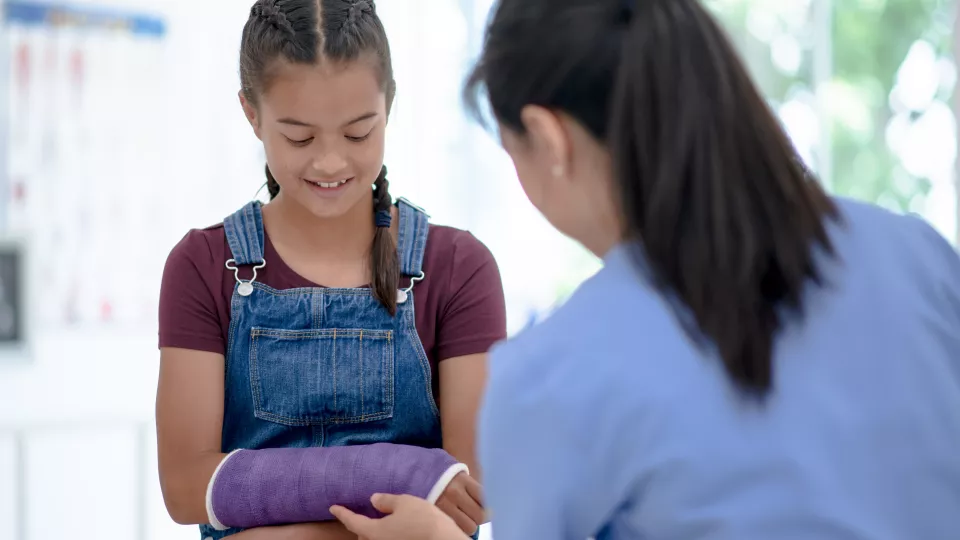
[489,247,675,381]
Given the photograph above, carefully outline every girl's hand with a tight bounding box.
[435,472,484,534]
[330,494,468,540]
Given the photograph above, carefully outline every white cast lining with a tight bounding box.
[205,449,243,531]
[425,463,470,504]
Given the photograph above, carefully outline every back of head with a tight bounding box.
[239,0,399,314]
[465,0,839,397]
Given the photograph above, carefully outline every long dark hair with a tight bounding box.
[241,0,400,314]
[465,0,840,397]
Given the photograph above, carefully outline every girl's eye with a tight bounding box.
[285,136,313,147]
[346,130,373,143]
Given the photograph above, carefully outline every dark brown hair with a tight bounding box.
[465,0,840,397]
[240,0,399,314]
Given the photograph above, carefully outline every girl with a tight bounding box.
[331,0,960,539]
[155,1,503,539]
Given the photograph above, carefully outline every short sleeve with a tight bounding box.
[158,230,226,354]
[435,233,507,361]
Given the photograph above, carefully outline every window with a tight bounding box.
[460,0,959,327]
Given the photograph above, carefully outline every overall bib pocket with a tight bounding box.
[249,327,395,426]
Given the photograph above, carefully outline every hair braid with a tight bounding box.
[370,165,399,314]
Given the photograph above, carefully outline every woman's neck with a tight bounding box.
[262,193,377,262]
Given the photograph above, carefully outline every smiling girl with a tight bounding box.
[155,1,503,538]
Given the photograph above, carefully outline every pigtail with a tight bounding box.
[371,166,400,315]
[265,165,281,200]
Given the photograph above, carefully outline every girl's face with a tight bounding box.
[242,59,387,220]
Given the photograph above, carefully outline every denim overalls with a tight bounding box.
[200,198,443,539]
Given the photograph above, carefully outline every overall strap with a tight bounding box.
[396,197,430,277]
[223,201,266,266]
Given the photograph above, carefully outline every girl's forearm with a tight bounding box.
[208,443,465,530]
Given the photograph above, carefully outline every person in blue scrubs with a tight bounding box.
[329,0,960,538]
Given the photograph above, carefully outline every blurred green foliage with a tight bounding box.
[710,0,954,210]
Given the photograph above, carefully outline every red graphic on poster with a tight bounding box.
[100,299,113,322]
[70,49,84,87]
[12,181,25,203]
[15,43,30,91]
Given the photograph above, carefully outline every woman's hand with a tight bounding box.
[435,472,485,534]
[331,494,468,540]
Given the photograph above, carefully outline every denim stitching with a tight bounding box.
[224,212,245,266]
[403,295,439,418]
[243,203,261,264]
[332,328,338,412]
[249,327,395,426]
[226,202,433,435]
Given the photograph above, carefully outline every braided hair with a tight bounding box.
[241,0,400,314]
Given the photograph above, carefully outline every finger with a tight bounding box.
[456,490,485,526]
[437,498,472,533]
[442,504,477,535]
[436,497,456,519]
[329,505,377,536]
[462,475,484,507]
[369,493,405,515]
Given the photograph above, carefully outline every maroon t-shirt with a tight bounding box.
[158,221,507,400]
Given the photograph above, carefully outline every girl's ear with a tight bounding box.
[239,91,262,141]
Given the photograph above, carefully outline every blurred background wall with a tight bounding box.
[0,0,956,538]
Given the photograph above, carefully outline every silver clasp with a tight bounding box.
[225,258,267,296]
[396,271,425,304]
